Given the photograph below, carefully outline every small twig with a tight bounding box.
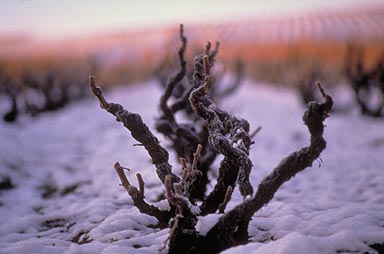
[191,144,202,171]
[203,55,210,76]
[180,157,187,169]
[114,162,138,198]
[218,186,233,213]
[250,126,262,139]
[316,82,333,118]
[205,41,211,55]
[114,162,131,188]
[119,165,131,171]
[180,158,188,184]
[89,76,109,110]
[113,162,172,226]
[208,42,220,63]
[136,173,145,196]
[316,81,326,98]
[165,175,192,214]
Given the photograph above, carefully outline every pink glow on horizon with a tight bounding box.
[0,0,382,39]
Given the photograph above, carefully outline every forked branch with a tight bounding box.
[114,162,172,227]
[202,83,334,254]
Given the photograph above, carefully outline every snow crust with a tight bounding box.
[196,214,222,236]
[1,80,383,254]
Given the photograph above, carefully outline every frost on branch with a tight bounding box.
[155,25,245,200]
[113,162,173,227]
[89,76,179,185]
[200,82,333,253]
[89,26,333,254]
[190,55,254,215]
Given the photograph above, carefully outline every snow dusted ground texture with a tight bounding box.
[1,81,384,254]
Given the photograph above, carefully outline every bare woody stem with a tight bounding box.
[89,76,179,184]
[191,144,202,171]
[202,83,334,254]
[165,174,200,254]
[203,55,211,76]
[189,55,253,215]
[113,162,172,226]
[180,158,188,184]
[250,126,262,139]
[218,186,233,213]
[165,175,195,217]
[208,42,220,63]
[180,145,204,199]
[136,173,145,197]
[114,162,132,192]
[159,24,187,125]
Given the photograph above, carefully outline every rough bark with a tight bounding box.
[201,82,333,254]
[155,28,224,200]
[89,76,179,184]
[114,163,173,227]
[164,175,200,254]
[89,28,334,254]
[190,55,253,215]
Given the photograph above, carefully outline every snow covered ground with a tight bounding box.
[0,80,383,254]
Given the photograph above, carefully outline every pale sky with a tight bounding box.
[0,0,380,39]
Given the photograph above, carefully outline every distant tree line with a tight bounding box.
[0,58,93,122]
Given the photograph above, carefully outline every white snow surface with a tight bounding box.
[1,80,384,254]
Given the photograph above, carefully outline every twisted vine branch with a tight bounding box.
[190,55,254,214]
[89,76,179,184]
[201,82,333,253]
